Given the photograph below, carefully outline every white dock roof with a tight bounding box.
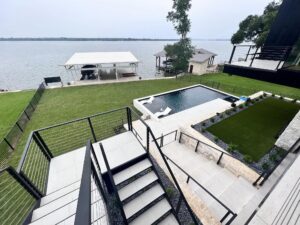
[64,51,139,66]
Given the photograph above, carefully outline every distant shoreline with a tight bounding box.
[0,37,230,42]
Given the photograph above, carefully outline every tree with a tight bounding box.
[231,1,281,47]
[164,0,194,72]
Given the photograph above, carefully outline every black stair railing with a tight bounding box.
[74,141,91,225]
[99,142,128,225]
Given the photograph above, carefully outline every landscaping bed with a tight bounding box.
[193,94,300,173]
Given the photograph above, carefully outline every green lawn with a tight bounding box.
[207,98,300,161]
[6,73,300,167]
[0,91,34,139]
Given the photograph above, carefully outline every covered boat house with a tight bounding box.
[64,51,139,82]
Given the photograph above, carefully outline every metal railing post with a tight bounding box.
[87,117,97,142]
[34,132,53,159]
[195,140,199,152]
[4,138,14,151]
[217,152,224,165]
[250,47,259,67]
[146,127,150,152]
[245,46,252,61]
[229,45,236,64]
[160,134,164,147]
[127,107,132,131]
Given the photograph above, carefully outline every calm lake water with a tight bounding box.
[0,40,236,90]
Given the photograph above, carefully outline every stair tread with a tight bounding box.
[119,171,158,201]
[41,181,80,206]
[129,198,172,225]
[158,214,179,225]
[29,200,77,225]
[113,159,152,185]
[124,183,164,219]
[32,190,79,221]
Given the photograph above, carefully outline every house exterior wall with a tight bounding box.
[188,60,209,75]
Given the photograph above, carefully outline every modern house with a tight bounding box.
[154,48,217,75]
[223,0,300,88]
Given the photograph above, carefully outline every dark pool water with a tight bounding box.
[142,85,238,115]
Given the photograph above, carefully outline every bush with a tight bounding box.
[272,93,275,97]
[214,137,219,142]
[238,104,244,109]
[244,155,253,164]
[227,143,238,153]
[262,162,270,171]
[210,118,215,123]
[280,96,284,100]
[269,154,278,162]
[166,187,174,198]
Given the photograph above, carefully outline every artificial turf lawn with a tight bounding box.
[0,90,34,139]
[207,98,300,162]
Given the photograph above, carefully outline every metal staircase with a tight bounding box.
[100,143,180,225]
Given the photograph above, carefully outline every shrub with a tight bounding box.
[280,96,284,100]
[272,93,275,97]
[269,154,278,162]
[245,102,249,106]
[166,187,174,198]
[210,118,215,123]
[244,155,253,164]
[262,162,270,171]
[238,104,244,109]
[227,143,238,153]
[214,137,219,143]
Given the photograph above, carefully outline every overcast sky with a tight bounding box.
[0,0,272,39]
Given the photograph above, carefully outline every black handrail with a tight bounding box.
[99,142,128,225]
[147,127,200,225]
[74,141,91,225]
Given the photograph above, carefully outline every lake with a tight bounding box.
[0,40,236,90]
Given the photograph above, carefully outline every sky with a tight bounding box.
[0,0,272,39]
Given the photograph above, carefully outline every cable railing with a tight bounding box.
[0,82,45,169]
[3,107,201,225]
[0,167,40,225]
[155,131,237,224]
[228,45,292,71]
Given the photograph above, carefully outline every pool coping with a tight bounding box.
[133,83,240,120]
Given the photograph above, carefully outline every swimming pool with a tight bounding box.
[139,85,238,117]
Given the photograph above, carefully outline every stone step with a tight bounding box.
[113,159,152,185]
[29,200,77,225]
[158,214,179,225]
[124,183,164,219]
[119,171,158,201]
[129,198,172,225]
[41,180,80,206]
[32,190,79,221]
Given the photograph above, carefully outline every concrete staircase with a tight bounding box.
[112,158,179,225]
[162,141,258,223]
[29,178,107,225]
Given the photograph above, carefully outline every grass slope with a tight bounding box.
[207,98,300,161]
[0,91,34,139]
[7,73,300,167]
